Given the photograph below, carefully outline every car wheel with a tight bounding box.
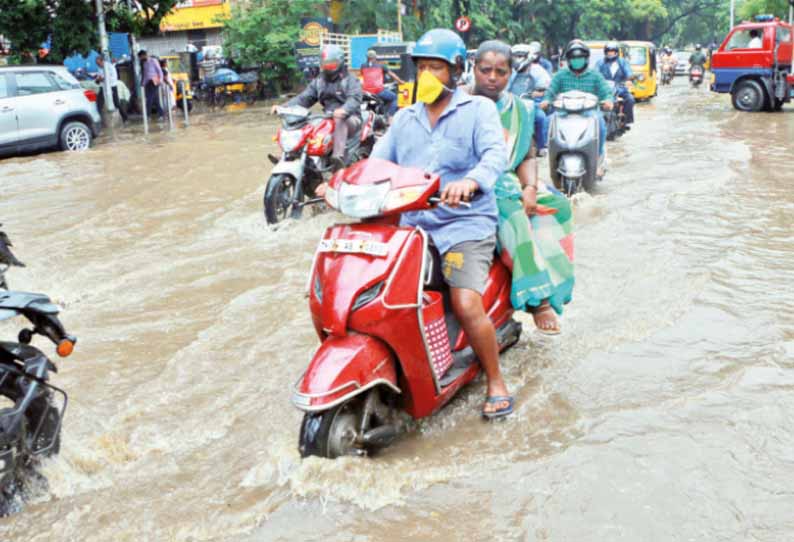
[59,121,92,152]
[731,80,765,112]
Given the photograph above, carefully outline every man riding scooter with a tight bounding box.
[270,45,362,171]
[368,29,513,418]
[689,44,707,82]
[530,40,554,74]
[541,40,613,175]
[509,43,550,153]
[361,49,404,118]
[595,42,635,129]
[660,47,677,83]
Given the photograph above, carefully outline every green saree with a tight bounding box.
[494,93,575,315]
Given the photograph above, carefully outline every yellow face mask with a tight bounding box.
[416,70,448,104]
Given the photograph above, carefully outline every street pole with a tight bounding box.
[730,0,735,29]
[125,0,146,134]
[94,0,115,121]
[397,0,403,35]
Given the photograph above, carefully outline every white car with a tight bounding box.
[0,65,102,158]
[673,51,691,76]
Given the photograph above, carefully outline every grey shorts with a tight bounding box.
[440,236,496,294]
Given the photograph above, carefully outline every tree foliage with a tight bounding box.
[739,0,792,20]
[222,0,325,92]
[0,0,180,64]
[336,0,730,50]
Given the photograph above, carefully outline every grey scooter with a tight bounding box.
[547,91,604,196]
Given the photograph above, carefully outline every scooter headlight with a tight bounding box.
[337,181,391,218]
[279,129,305,152]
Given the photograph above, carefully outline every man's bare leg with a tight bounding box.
[450,287,510,415]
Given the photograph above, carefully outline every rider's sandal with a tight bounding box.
[482,396,514,419]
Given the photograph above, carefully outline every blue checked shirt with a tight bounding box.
[370,89,507,253]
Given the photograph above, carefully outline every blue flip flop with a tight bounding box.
[482,396,514,419]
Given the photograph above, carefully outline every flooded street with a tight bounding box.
[1,79,793,541]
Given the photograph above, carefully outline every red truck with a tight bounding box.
[711,15,794,112]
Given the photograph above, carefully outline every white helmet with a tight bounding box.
[511,43,531,57]
[528,41,542,61]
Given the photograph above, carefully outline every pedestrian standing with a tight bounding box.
[95,56,128,124]
[138,50,164,120]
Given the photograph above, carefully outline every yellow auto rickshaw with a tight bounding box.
[623,41,658,101]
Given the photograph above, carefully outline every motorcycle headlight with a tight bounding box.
[279,129,304,152]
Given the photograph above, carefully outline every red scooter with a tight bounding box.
[689,65,704,88]
[292,158,522,458]
[263,106,376,224]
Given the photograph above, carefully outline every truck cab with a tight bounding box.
[711,15,794,112]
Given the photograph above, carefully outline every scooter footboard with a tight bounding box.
[292,335,400,412]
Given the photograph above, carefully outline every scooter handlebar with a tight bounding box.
[428,196,473,209]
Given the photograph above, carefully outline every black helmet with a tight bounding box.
[565,39,590,61]
[604,41,620,54]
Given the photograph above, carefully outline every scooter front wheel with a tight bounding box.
[299,388,398,458]
[299,400,364,458]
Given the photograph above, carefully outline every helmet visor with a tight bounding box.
[321,60,340,72]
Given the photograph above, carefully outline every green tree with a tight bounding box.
[223,0,325,93]
[739,0,791,20]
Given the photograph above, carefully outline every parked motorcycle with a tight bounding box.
[263,106,376,225]
[292,159,522,458]
[0,228,75,514]
[548,91,604,196]
[690,65,704,88]
[604,81,628,141]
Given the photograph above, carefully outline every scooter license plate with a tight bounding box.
[318,239,388,257]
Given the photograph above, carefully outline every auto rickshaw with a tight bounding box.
[623,41,658,101]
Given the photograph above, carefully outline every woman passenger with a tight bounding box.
[471,40,575,334]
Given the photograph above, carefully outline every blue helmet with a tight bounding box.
[411,29,466,69]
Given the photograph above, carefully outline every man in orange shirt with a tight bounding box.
[360,49,404,117]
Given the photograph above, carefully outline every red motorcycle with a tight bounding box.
[292,158,522,458]
[264,106,376,224]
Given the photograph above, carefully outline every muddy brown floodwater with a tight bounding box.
[1,80,793,541]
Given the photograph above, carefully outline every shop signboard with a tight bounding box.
[160,0,231,31]
[295,17,332,72]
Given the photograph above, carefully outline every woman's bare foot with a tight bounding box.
[532,301,561,335]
